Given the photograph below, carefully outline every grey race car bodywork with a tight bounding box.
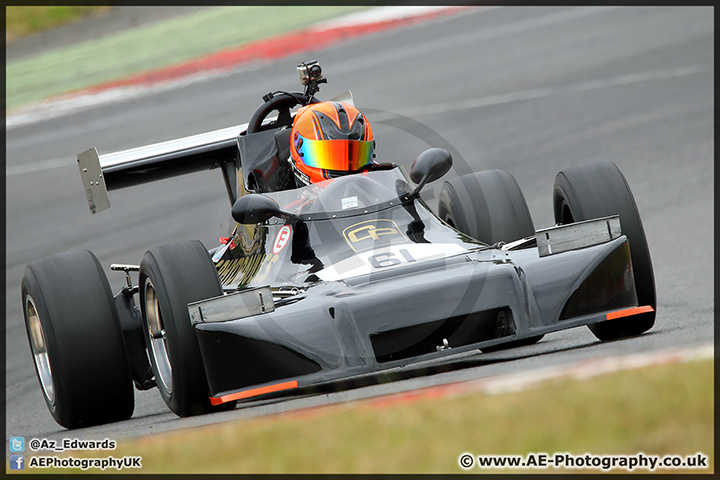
[75,92,653,408]
[22,63,654,430]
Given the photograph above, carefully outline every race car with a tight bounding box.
[21,61,656,429]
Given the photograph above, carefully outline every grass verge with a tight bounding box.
[21,357,713,474]
[6,6,369,112]
[5,6,110,42]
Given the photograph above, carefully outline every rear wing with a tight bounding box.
[77,90,355,214]
[77,123,248,214]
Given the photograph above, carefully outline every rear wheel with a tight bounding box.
[21,250,134,429]
[438,169,535,244]
[553,160,656,340]
[139,240,236,417]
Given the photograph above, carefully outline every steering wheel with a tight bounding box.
[246,93,318,134]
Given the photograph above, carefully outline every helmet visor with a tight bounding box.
[296,137,374,172]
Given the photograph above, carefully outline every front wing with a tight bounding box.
[193,235,652,405]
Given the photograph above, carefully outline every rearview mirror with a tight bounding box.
[409,148,453,193]
[231,194,296,224]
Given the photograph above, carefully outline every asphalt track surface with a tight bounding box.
[5,7,713,450]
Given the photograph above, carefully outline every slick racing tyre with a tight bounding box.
[438,170,543,351]
[553,160,656,341]
[438,169,535,245]
[21,250,134,429]
[140,240,236,417]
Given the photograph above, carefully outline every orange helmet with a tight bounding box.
[289,101,374,185]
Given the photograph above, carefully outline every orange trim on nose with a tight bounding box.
[606,305,654,321]
[209,380,299,405]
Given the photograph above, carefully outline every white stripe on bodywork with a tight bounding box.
[316,243,468,282]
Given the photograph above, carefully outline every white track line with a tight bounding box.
[6,6,472,130]
[372,64,714,120]
[6,157,70,176]
[475,343,713,397]
[7,63,711,177]
[360,343,713,407]
[311,6,471,30]
[6,69,231,130]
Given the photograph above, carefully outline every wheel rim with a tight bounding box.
[143,279,173,394]
[559,200,575,225]
[25,295,55,405]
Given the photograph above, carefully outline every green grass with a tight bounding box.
[6,6,110,41]
[6,6,370,111]
[29,357,712,474]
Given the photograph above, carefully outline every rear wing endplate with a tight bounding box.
[75,91,354,214]
[78,147,111,214]
[76,123,248,214]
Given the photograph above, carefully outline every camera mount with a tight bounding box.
[297,60,327,98]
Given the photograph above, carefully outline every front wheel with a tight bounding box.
[553,160,656,341]
[21,250,135,429]
[139,240,236,417]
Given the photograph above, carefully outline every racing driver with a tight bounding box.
[289,101,375,187]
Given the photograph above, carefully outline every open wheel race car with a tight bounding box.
[21,61,655,429]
